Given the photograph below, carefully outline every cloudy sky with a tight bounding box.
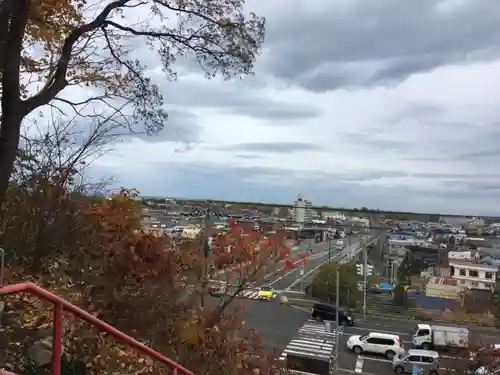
[71,0,500,215]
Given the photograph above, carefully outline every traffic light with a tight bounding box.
[366,264,374,276]
[356,263,374,277]
[356,263,364,276]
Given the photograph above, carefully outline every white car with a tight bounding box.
[346,332,405,359]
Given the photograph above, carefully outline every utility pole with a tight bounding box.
[328,234,332,263]
[191,207,221,309]
[356,246,373,320]
[363,237,368,319]
[200,214,210,309]
[334,267,340,372]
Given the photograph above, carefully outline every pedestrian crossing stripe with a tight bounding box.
[298,322,344,337]
[238,290,278,300]
[279,320,341,361]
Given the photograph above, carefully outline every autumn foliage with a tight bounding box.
[0,170,286,374]
[209,221,291,275]
[0,0,271,370]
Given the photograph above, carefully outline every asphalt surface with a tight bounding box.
[257,234,376,292]
[336,316,500,374]
[206,295,310,355]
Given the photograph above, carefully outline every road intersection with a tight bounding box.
[211,233,500,374]
[277,317,499,374]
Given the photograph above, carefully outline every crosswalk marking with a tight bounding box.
[279,320,341,362]
[238,290,278,300]
[355,356,364,373]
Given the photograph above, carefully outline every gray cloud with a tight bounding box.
[339,171,408,182]
[161,79,319,122]
[261,0,500,92]
[389,103,444,123]
[216,142,321,153]
[234,154,264,159]
[136,109,200,144]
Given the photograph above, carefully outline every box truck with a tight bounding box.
[412,324,469,350]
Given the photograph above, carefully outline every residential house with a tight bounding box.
[449,259,497,291]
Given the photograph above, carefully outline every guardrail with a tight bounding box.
[363,302,496,327]
[286,297,496,327]
[0,283,195,375]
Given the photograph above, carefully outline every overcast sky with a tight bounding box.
[70,0,500,215]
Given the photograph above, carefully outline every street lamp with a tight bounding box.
[188,207,224,308]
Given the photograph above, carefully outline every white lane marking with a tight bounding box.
[259,248,331,283]
[238,290,278,300]
[283,242,363,291]
[240,290,259,298]
[270,236,373,290]
[268,266,301,286]
[354,355,364,373]
[360,356,391,363]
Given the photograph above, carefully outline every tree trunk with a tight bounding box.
[0,107,22,206]
[0,0,29,207]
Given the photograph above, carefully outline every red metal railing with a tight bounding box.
[0,282,195,375]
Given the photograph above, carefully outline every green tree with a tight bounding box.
[392,283,416,308]
[311,263,361,307]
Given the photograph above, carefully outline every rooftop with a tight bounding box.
[428,277,458,286]
[448,259,498,270]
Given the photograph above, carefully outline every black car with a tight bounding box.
[311,303,355,326]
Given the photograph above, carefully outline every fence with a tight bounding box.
[0,282,195,375]
[363,297,496,326]
[286,295,496,327]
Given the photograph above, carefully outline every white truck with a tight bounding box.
[412,324,469,350]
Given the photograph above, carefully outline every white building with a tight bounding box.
[350,217,370,227]
[448,250,480,261]
[322,211,346,220]
[292,195,313,224]
[449,260,497,291]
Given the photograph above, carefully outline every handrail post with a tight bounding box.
[51,303,63,375]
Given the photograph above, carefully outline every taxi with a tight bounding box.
[258,286,275,300]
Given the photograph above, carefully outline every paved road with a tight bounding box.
[271,314,500,375]
[259,234,376,292]
[206,295,310,354]
[336,316,500,374]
